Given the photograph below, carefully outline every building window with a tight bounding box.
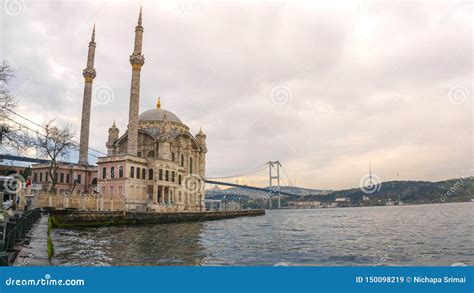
[137,151,142,157]
[66,174,70,184]
[142,168,146,179]
[39,172,43,182]
[45,172,48,182]
[33,173,38,183]
[189,157,193,174]
[54,172,58,182]
[172,152,175,161]
[77,174,82,184]
[148,169,153,180]
[111,167,115,178]
[181,155,184,167]
[148,151,155,158]
[130,167,134,178]
[178,175,182,185]
[165,170,169,181]
[102,167,107,179]
[159,169,163,180]
[60,173,64,183]
[136,167,140,179]
[119,166,123,178]
[172,171,175,182]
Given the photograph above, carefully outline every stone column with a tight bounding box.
[79,26,97,165]
[127,8,145,156]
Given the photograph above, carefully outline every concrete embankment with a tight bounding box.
[49,209,265,228]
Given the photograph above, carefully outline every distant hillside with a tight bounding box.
[302,177,474,205]
[206,177,474,208]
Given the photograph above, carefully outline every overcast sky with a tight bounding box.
[0,0,472,190]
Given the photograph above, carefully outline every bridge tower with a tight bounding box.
[268,161,281,209]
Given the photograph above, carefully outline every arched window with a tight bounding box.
[172,152,175,161]
[111,167,115,178]
[181,155,184,167]
[165,170,169,181]
[159,169,163,180]
[172,171,175,182]
[148,169,153,180]
[130,166,135,178]
[142,168,146,180]
[189,157,193,173]
[102,167,106,179]
[148,151,155,158]
[136,167,141,179]
[178,175,182,185]
[119,166,123,178]
[137,151,142,157]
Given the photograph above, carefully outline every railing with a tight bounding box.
[30,194,125,211]
[0,208,42,266]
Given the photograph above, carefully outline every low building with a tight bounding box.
[31,163,97,195]
[288,201,321,209]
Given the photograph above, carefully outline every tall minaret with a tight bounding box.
[127,7,145,155]
[78,24,97,165]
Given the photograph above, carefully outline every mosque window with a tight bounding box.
[102,167,107,179]
[148,169,153,180]
[111,167,115,178]
[142,168,146,179]
[119,166,124,178]
[165,170,169,181]
[131,167,135,178]
[148,151,155,158]
[159,169,163,180]
[136,167,141,179]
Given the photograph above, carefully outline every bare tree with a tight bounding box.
[0,61,28,151]
[32,119,76,193]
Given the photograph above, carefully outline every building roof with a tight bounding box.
[138,108,182,124]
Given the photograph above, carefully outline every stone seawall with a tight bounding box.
[49,209,265,228]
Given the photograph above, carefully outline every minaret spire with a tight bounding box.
[78,24,97,165]
[91,23,95,41]
[127,7,145,156]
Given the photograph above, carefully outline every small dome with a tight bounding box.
[138,108,182,123]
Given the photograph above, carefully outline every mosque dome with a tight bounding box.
[138,98,182,124]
